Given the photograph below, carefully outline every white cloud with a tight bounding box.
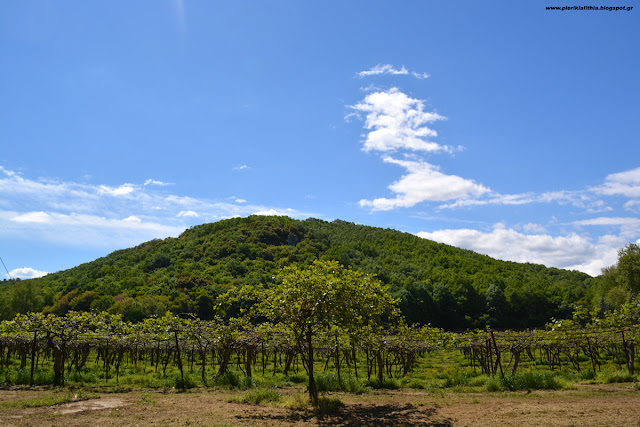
[439,189,612,212]
[251,208,302,217]
[573,216,640,240]
[233,164,250,171]
[11,211,51,223]
[7,267,49,279]
[624,200,640,212]
[349,88,449,153]
[417,225,621,276]
[98,184,136,196]
[356,64,429,79]
[144,179,171,186]
[591,166,640,198]
[177,210,199,218]
[2,210,186,248]
[359,157,490,210]
[521,223,547,234]
[0,166,316,250]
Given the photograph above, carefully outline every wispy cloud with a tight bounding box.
[590,166,640,198]
[175,0,187,35]
[356,64,429,79]
[233,164,251,171]
[144,179,172,186]
[0,166,315,250]
[438,190,605,210]
[573,216,640,240]
[624,200,640,212]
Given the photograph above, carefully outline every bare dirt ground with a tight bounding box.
[1,384,639,427]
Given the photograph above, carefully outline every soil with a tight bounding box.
[0,384,638,426]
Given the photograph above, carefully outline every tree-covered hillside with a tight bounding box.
[0,216,595,329]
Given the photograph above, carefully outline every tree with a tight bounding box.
[617,243,640,296]
[485,284,509,327]
[259,260,398,405]
[433,284,460,330]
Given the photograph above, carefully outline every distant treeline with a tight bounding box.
[1,215,632,329]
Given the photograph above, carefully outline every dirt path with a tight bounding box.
[1,385,638,426]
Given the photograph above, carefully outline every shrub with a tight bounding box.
[317,396,344,413]
[214,371,240,388]
[281,393,309,410]
[314,373,364,393]
[600,371,637,384]
[365,377,401,389]
[501,372,562,391]
[236,388,282,404]
[287,373,307,384]
[579,369,596,381]
[174,374,198,389]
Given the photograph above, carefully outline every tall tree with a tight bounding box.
[617,243,640,296]
[259,260,398,405]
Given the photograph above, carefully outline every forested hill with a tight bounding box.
[1,216,594,329]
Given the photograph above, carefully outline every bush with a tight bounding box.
[317,396,344,413]
[485,377,503,392]
[281,393,309,410]
[600,371,637,384]
[315,373,364,393]
[287,373,307,384]
[236,388,282,404]
[579,369,596,381]
[214,371,240,388]
[1,368,55,386]
[365,377,401,389]
[174,374,198,389]
[442,372,481,388]
[501,372,562,391]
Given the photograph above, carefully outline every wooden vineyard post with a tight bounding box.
[489,329,504,380]
[618,329,634,375]
[173,330,184,387]
[29,329,38,386]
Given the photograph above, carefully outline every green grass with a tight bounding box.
[485,372,563,391]
[315,372,366,393]
[0,389,98,409]
[232,387,282,404]
[0,347,636,395]
[597,369,638,384]
[365,377,401,389]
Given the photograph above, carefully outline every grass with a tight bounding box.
[0,347,637,395]
[281,392,310,410]
[597,369,638,384]
[485,372,563,391]
[365,377,402,389]
[0,389,99,409]
[315,372,366,393]
[231,387,282,404]
[316,396,345,413]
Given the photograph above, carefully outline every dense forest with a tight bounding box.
[0,215,625,330]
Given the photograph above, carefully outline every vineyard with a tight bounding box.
[1,261,638,402]
[0,303,637,391]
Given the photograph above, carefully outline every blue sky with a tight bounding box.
[1,1,639,279]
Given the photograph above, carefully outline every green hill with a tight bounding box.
[0,216,594,329]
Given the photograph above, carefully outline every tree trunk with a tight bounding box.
[306,324,318,406]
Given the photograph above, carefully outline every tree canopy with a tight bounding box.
[258,260,398,404]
